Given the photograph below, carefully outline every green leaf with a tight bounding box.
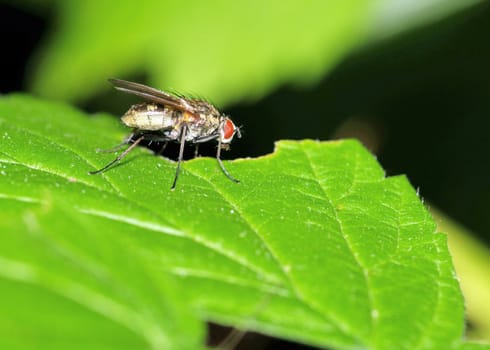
[0,94,483,349]
[0,202,205,350]
[455,343,490,350]
[26,0,484,106]
[29,0,374,105]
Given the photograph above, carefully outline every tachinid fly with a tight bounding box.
[89,78,241,189]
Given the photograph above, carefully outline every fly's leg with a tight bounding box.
[194,143,200,158]
[89,135,145,175]
[95,133,134,153]
[156,141,169,155]
[215,328,246,350]
[216,138,240,183]
[171,126,188,190]
[214,292,269,349]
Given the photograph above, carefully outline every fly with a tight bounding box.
[89,78,241,189]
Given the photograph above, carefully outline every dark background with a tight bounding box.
[1,2,489,348]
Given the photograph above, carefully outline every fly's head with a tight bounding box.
[219,116,241,146]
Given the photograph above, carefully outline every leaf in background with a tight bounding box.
[0,94,485,349]
[28,0,374,105]
[25,0,484,106]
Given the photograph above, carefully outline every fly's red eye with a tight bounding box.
[221,119,236,143]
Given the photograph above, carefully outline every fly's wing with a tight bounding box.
[108,78,196,113]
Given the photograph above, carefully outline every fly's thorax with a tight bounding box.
[182,100,227,140]
[184,112,221,141]
[193,100,220,116]
[121,103,177,131]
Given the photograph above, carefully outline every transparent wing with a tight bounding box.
[108,78,196,113]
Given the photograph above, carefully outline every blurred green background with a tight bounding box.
[1,0,489,346]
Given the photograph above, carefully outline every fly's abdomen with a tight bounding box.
[121,103,176,131]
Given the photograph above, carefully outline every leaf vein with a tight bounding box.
[2,122,122,194]
[299,147,375,341]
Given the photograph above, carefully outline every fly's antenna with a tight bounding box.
[236,125,244,138]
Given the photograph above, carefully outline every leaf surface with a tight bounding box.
[0,94,482,349]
